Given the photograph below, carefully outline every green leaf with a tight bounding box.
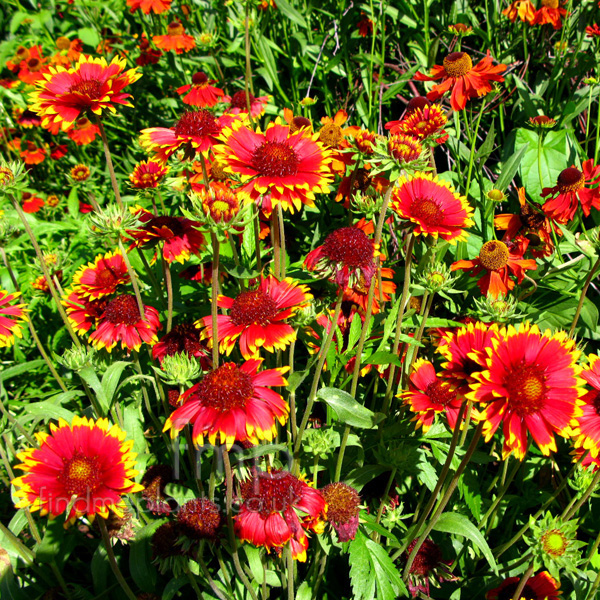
[296,581,313,600]
[495,144,528,192]
[36,518,67,563]
[0,360,45,383]
[363,351,404,367]
[349,530,376,600]
[432,512,498,574]
[317,387,384,429]
[78,27,100,48]
[77,366,109,414]
[101,361,131,407]
[162,577,188,600]
[273,0,308,27]
[347,314,363,352]
[475,121,495,165]
[365,539,408,599]
[67,187,79,217]
[163,483,196,507]
[91,544,109,596]
[129,520,164,593]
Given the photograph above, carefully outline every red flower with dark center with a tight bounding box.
[72,249,130,299]
[163,359,289,448]
[224,90,269,117]
[586,23,600,37]
[20,141,46,165]
[386,104,448,142]
[63,291,108,334]
[67,117,100,145]
[451,239,537,298]
[403,538,453,598]
[177,72,225,107]
[16,109,42,128]
[321,482,360,542]
[215,118,331,213]
[236,469,326,561]
[305,225,377,291]
[357,13,374,37]
[403,359,465,432]
[200,276,311,359]
[0,290,28,348]
[12,416,143,522]
[541,159,600,223]
[177,498,221,540]
[140,110,227,163]
[89,294,161,352]
[486,571,561,600]
[153,22,196,54]
[415,51,506,112]
[22,191,45,213]
[470,323,585,460]
[152,323,210,368]
[127,0,172,14]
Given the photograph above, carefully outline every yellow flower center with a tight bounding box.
[167,22,185,36]
[478,240,509,271]
[542,0,559,8]
[56,36,71,50]
[557,167,584,193]
[541,529,568,556]
[442,52,473,78]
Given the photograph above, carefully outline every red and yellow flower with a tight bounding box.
[163,359,289,448]
[486,571,561,600]
[215,118,331,213]
[129,160,169,189]
[67,117,100,146]
[19,141,46,165]
[572,354,600,458]
[402,359,465,432]
[153,21,196,54]
[451,239,537,298]
[391,173,474,243]
[70,164,91,182]
[72,249,130,300]
[469,323,585,460]
[533,0,567,30]
[385,104,448,142]
[63,291,108,335]
[22,191,45,213]
[28,54,141,131]
[236,469,325,561]
[415,51,506,112]
[127,0,172,14]
[0,290,28,348]
[388,133,423,163]
[200,275,311,359]
[541,160,600,224]
[177,72,224,107]
[502,0,536,24]
[12,416,143,522]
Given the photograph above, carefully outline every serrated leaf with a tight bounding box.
[349,530,375,600]
[432,512,498,574]
[365,539,408,599]
[347,314,363,352]
[163,483,196,507]
[317,387,384,429]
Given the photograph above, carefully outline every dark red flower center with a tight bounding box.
[251,140,300,177]
[240,470,305,517]
[161,323,201,356]
[321,482,360,524]
[27,58,42,71]
[406,96,431,114]
[68,78,103,98]
[146,216,185,238]
[174,110,220,138]
[229,289,278,327]
[496,582,537,600]
[194,363,254,411]
[76,117,92,128]
[478,240,509,271]
[192,71,209,85]
[504,363,547,415]
[59,453,102,496]
[410,196,444,225]
[290,116,312,133]
[103,294,141,325]
[405,539,443,576]
[230,90,255,109]
[557,167,584,193]
[95,265,122,288]
[177,498,221,539]
[442,52,473,78]
[321,227,374,268]
[425,380,456,407]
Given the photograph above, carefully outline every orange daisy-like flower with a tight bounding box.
[541,160,600,224]
[127,0,172,14]
[402,359,465,432]
[129,160,169,189]
[391,173,474,243]
[495,187,558,257]
[451,239,537,298]
[200,276,311,359]
[305,225,377,291]
[177,72,224,107]
[586,23,600,37]
[357,12,374,37]
[89,294,161,352]
[15,46,50,85]
[67,117,100,146]
[22,191,45,213]
[343,266,396,315]
[0,290,28,348]
[70,164,91,182]
[385,104,448,143]
[164,359,289,448]
[215,118,331,213]
[16,109,42,129]
[224,90,269,118]
[153,22,196,54]
[20,141,46,165]
[486,571,560,600]
[12,416,143,522]
[140,110,228,163]
[469,323,585,460]
[572,354,600,458]
[127,209,205,264]
[388,133,423,163]
[236,469,326,561]
[194,181,241,224]
[533,0,567,29]
[502,0,536,24]
[415,51,506,112]
[72,249,130,299]
[28,54,141,132]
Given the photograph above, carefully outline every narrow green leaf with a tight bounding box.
[0,360,45,383]
[495,144,528,191]
[129,520,164,592]
[77,366,109,414]
[274,0,308,27]
[317,387,384,429]
[91,544,109,596]
[101,361,131,407]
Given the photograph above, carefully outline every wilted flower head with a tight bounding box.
[321,482,360,542]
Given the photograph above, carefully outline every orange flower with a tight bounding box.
[127,0,172,14]
[153,22,196,54]
[451,239,536,298]
[72,250,130,300]
[19,141,46,165]
[357,13,374,37]
[385,104,448,142]
[22,191,44,213]
[502,0,536,24]
[177,72,224,107]
[67,117,100,145]
[533,0,567,29]
[129,160,169,189]
[415,51,506,112]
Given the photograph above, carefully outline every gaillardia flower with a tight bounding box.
[67,117,100,145]
[385,104,448,142]
[214,118,331,213]
[152,323,207,364]
[533,0,567,30]
[486,571,560,600]
[199,276,311,359]
[403,538,454,598]
[321,482,361,542]
[126,0,172,14]
[12,416,143,522]
[541,159,600,223]
[28,54,141,131]
[451,239,537,298]
[129,160,169,189]
[163,359,289,448]
[391,173,474,243]
[0,290,28,348]
[415,51,506,112]
[236,469,326,561]
[402,359,464,432]
[153,21,196,54]
[72,249,130,299]
[469,323,585,460]
[177,498,221,540]
[572,353,600,457]
[177,72,224,107]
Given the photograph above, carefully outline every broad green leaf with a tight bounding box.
[317,387,384,429]
[101,361,131,407]
[78,27,101,48]
[349,530,376,600]
[162,577,188,600]
[129,520,164,592]
[432,512,498,574]
[91,544,109,596]
[365,539,408,599]
[77,366,109,414]
[363,351,404,367]
[0,360,45,383]
[163,483,196,507]
[347,314,363,352]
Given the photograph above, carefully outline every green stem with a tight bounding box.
[374,467,397,528]
[184,565,205,599]
[537,131,545,191]
[569,255,600,337]
[197,544,229,600]
[277,203,286,279]
[117,238,146,320]
[210,232,220,368]
[162,257,173,333]
[96,119,124,210]
[286,545,295,600]
[511,563,535,600]
[479,459,521,530]
[562,467,600,521]
[586,568,600,600]
[465,100,486,199]
[254,204,263,273]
